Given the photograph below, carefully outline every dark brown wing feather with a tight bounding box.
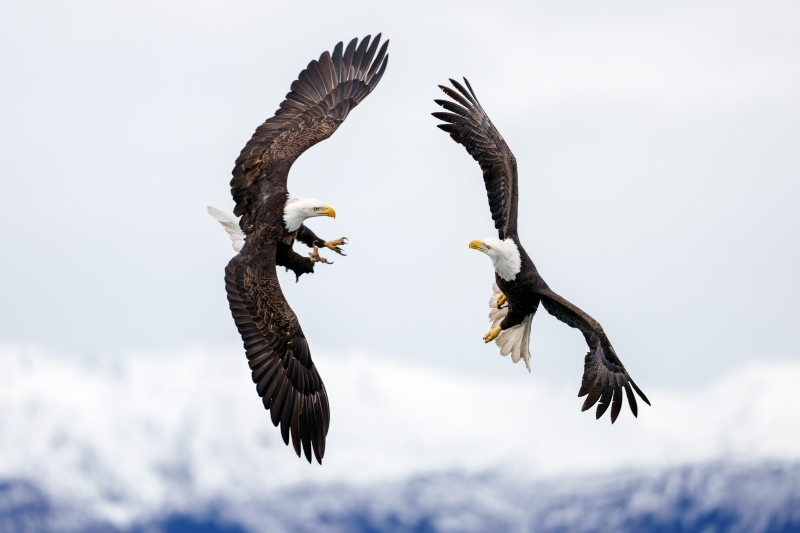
[225,249,329,464]
[231,35,389,227]
[432,78,518,239]
[536,288,650,423]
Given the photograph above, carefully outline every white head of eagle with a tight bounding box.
[469,237,522,282]
[283,196,336,232]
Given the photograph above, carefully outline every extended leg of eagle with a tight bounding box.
[483,327,502,343]
[322,237,347,255]
[309,246,333,265]
[485,294,508,342]
[484,303,530,343]
[296,224,348,256]
[276,244,316,282]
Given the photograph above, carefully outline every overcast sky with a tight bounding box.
[2,0,800,392]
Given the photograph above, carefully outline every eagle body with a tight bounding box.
[434,78,649,423]
[210,35,389,464]
[246,190,329,280]
[493,237,548,330]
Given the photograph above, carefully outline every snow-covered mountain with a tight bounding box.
[2,347,799,532]
[2,462,799,532]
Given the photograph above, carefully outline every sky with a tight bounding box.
[2,0,800,528]
[2,0,800,384]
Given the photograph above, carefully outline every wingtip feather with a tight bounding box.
[630,380,651,406]
[610,386,623,423]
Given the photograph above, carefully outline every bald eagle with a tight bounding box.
[433,78,649,423]
[208,35,389,464]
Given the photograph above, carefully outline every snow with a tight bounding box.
[1,345,799,529]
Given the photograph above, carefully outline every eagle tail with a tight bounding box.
[207,206,245,253]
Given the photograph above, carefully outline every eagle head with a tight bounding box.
[469,238,522,282]
[283,196,336,232]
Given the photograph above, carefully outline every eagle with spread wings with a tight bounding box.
[433,78,649,423]
[208,35,389,463]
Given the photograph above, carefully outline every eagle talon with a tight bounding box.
[483,326,502,343]
[496,293,507,309]
[322,237,348,256]
[310,246,333,265]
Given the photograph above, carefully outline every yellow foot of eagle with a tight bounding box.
[483,326,502,343]
[496,293,507,309]
[310,246,333,265]
[323,237,348,256]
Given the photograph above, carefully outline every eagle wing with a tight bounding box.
[433,78,519,239]
[536,288,650,423]
[231,35,390,228]
[225,249,329,463]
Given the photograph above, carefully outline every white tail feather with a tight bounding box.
[488,283,533,372]
[207,206,245,253]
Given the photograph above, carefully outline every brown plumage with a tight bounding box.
[433,78,649,423]
[222,35,389,464]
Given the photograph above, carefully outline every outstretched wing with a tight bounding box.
[433,78,519,239]
[231,35,389,228]
[536,289,650,423]
[225,249,329,464]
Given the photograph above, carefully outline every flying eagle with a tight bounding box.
[208,35,389,464]
[432,78,649,423]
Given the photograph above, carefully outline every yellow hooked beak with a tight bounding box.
[469,239,487,253]
[322,205,336,219]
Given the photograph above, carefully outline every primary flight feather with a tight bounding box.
[433,78,649,423]
[209,35,389,464]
